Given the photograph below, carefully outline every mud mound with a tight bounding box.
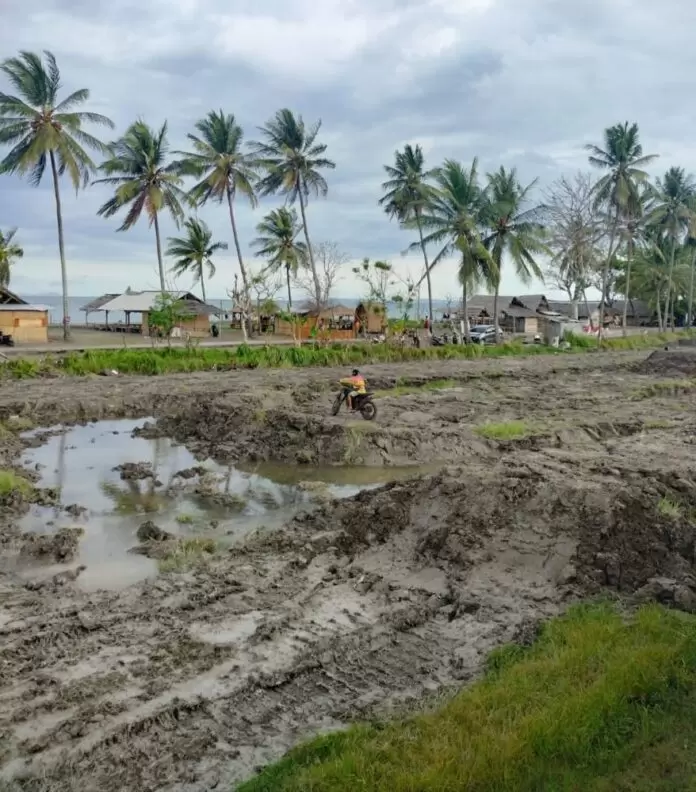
[19,527,84,563]
[293,462,696,597]
[638,348,696,376]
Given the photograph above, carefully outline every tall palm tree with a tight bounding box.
[0,50,113,340]
[174,110,258,316]
[586,122,657,334]
[165,217,227,304]
[379,144,438,324]
[250,207,307,309]
[94,120,187,292]
[651,166,696,328]
[415,158,495,342]
[619,183,656,333]
[0,227,23,288]
[482,167,547,340]
[252,109,335,309]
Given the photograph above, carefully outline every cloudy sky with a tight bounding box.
[1,0,692,301]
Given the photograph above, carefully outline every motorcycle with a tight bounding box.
[331,387,377,421]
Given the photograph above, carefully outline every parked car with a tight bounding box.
[468,325,504,344]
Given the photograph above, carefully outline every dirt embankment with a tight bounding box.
[2,349,696,790]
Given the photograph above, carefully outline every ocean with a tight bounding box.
[28,295,450,325]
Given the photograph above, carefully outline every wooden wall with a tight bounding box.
[0,311,49,343]
[142,312,211,338]
[275,318,355,341]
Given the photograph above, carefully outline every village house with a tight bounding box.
[0,287,50,344]
[87,291,220,337]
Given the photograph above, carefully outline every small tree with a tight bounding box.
[227,273,251,342]
[295,240,347,310]
[147,293,188,344]
[0,227,23,288]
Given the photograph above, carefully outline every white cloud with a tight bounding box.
[1,0,694,301]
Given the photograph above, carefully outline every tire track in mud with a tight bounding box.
[3,350,696,790]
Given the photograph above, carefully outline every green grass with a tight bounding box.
[632,379,696,400]
[236,603,696,792]
[175,513,196,525]
[158,537,217,572]
[475,420,534,440]
[657,496,683,519]
[0,332,685,379]
[0,469,33,497]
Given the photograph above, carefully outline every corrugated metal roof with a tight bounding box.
[0,304,50,312]
[99,291,197,313]
[80,293,120,313]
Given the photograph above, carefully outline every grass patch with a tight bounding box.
[158,537,217,572]
[0,333,686,380]
[175,513,196,525]
[475,420,534,440]
[373,378,456,398]
[632,379,696,400]
[643,419,676,430]
[657,496,683,519]
[236,603,696,792]
[0,469,33,497]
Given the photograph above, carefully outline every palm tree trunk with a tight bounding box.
[492,280,500,344]
[622,239,633,337]
[285,264,293,310]
[656,288,663,331]
[599,210,619,344]
[49,151,70,342]
[462,276,470,343]
[415,210,433,331]
[227,188,252,338]
[298,187,322,310]
[688,248,696,330]
[153,212,165,292]
[664,236,677,330]
[199,264,207,304]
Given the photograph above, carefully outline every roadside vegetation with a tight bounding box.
[0,332,683,379]
[237,603,696,792]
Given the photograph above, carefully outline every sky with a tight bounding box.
[1,0,694,301]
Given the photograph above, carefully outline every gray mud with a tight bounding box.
[2,349,696,791]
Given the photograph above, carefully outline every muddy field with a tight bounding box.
[3,348,696,791]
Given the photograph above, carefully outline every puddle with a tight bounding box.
[16,419,428,592]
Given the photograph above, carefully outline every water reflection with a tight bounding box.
[18,419,428,592]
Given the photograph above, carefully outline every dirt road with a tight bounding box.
[2,348,696,791]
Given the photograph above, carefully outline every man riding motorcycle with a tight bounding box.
[338,368,367,411]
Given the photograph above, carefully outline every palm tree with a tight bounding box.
[94,120,187,291]
[252,109,335,309]
[619,183,656,333]
[174,111,258,316]
[586,122,657,334]
[166,217,227,304]
[379,144,437,324]
[0,227,23,288]
[0,50,113,340]
[250,207,307,309]
[482,167,547,340]
[651,166,696,328]
[415,159,495,342]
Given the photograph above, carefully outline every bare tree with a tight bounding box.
[227,273,251,342]
[353,258,397,310]
[543,172,606,321]
[294,240,348,310]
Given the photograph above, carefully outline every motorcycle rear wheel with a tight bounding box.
[360,401,377,421]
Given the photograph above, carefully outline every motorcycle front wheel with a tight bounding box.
[360,401,377,421]
[331,394,343,416]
